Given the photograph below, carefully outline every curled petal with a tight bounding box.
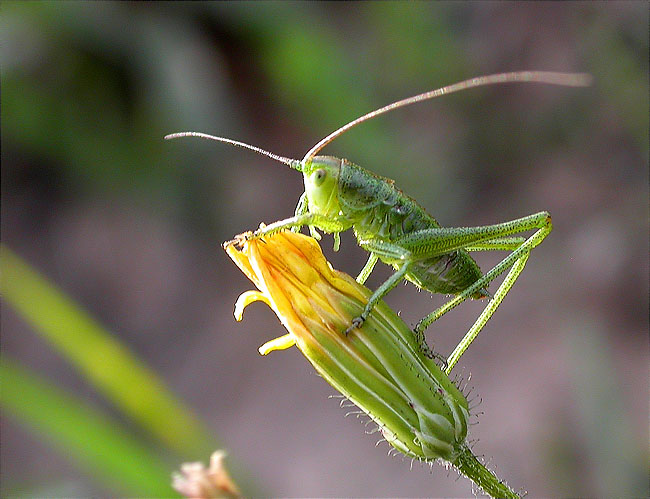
[259,334,296,355]
[234,290,270,321]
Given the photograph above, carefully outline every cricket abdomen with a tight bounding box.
[406,250,487,298]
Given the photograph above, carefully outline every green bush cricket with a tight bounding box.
[167,71,591,370]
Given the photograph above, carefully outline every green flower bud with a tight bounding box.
[225,231,469,462]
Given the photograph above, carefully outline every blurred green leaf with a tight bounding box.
[0,244,215,459]
[0,357,177,497]
[564,320,648,497]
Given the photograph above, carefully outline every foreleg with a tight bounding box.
[230,213,348,246]
[291,193,318,238]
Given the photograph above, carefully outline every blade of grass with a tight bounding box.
[0,244,215,458]
[0,357,177,497]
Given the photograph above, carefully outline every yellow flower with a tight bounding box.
[225,231,469,463]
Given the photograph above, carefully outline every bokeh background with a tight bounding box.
[2,2,648,497]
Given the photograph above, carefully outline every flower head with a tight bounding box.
[225,231,469,462]
[172,450,240,498]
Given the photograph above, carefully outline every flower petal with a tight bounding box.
[234,290,270,321]
[258,334,296,355]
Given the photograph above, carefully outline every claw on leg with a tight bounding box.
[344,316,365,336]
[222,230,255,249]
[412,327,446,368]
[222,238,237,249]
[432,351,448,370]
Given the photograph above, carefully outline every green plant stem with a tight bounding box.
[453,445,520,498]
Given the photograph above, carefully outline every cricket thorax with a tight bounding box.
[336,159,439,240]
[333,159,486,297]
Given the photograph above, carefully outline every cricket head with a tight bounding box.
[301,156,341,217]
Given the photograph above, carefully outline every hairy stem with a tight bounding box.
[453,445,521,498]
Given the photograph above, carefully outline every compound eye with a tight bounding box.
[312,169,327,186]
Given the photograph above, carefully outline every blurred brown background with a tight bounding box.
[2,2,648,497]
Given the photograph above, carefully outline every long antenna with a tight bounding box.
[164,131,302,170]
[302,71,592,163]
